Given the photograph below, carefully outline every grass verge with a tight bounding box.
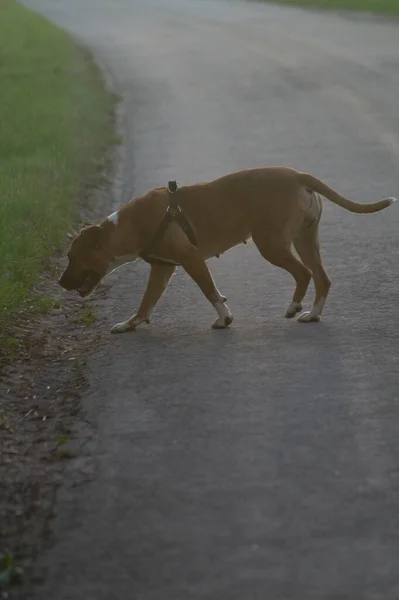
[0,0,117,338]
[264,0,399,14]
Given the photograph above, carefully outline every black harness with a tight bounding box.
[139,181,198,267]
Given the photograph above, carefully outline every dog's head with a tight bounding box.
[58,225,110,297]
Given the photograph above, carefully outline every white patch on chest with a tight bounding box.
[107,211,119,225]
[106,254,137,275]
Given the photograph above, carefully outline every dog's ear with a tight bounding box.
[80,225,106,250]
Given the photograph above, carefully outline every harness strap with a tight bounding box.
[139,181,198,266]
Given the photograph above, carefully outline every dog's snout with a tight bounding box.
[58,270,76,291]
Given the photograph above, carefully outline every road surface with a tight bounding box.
[21,0,399,598]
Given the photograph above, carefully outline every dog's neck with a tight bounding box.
[101,209,138,263]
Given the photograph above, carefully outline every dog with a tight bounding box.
[58,166,396,332]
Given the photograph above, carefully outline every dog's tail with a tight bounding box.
[298,173,397,214]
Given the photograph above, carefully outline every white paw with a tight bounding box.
[297,297,325,323]
[297,311,321,323]
[111,320,136,334]
[285,302,303,319]
[110,315,149,334]
[212,315,234,329]
[212,299,233,329]
[387,197,397,205]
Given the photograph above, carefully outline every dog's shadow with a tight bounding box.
[108,315,348,402]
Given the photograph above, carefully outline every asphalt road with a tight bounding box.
[21,1,399,598]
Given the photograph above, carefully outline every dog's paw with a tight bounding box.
[297,311,320,323]
[285,302,303,319]
[110,315,149,334]
[297,298,325,323]
[212,300,233,329]
[212,315,233,329]
[111,320,136,334]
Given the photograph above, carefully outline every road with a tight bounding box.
[21,0,399,598]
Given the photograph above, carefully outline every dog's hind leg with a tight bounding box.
[179,247,233,329]
[252,232,312,319]
[111,263,176,333]
[293,223,331,322]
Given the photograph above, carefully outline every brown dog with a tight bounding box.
[58,167,396,332]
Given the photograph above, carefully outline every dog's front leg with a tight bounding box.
[111,263,176,334]
[179,248,233,329]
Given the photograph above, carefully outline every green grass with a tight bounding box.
[265,0,399,13]
[30,294,62,314]
[0,551,24,588]
[0,0,117,330]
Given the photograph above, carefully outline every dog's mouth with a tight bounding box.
[77,270,103,297]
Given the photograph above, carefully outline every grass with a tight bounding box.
[80,305,97,326]
[30,295,62,315]
[54,434,74,461]
[0,551,24,588]
[0,0,117,332]
[68,304,97,326]
[264,0,399,13]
